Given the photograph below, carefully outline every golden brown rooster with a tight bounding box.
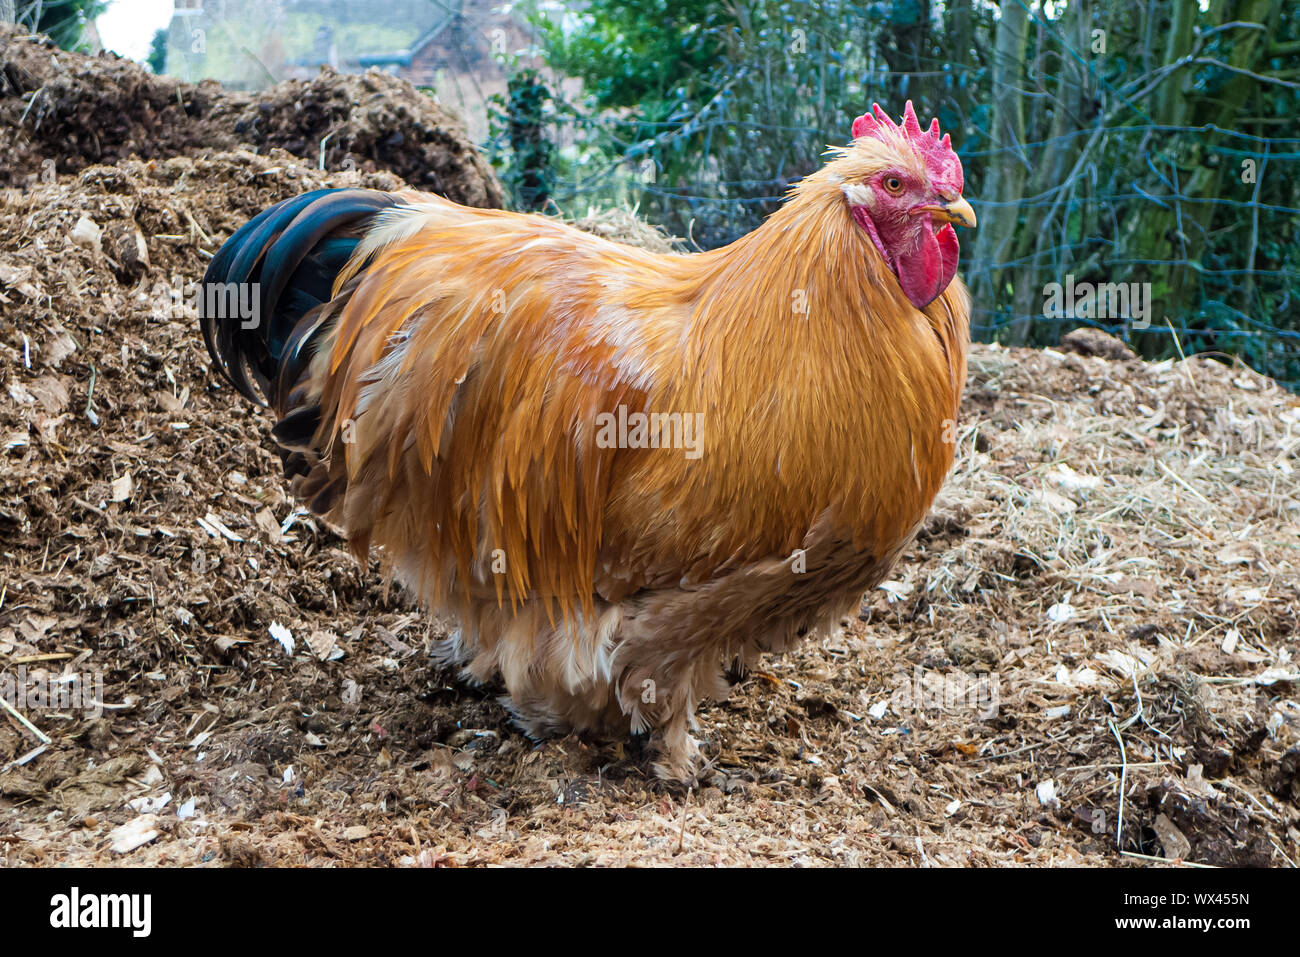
[200,101,975,779]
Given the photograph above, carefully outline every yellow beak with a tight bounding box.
[929,196,977,229]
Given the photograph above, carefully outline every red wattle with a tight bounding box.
[896,224,958,310]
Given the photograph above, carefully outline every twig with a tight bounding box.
[84,362,97,425]
[18,84,45,126]
[0,743,48,774]
[1217,778,1282,823]
[1271,841,1298,869]
[915,835,934,868]
[675,788,691,854]
[0,696,51,744]
[1120,850,1217,869]
[1164,317,1201,396]
[1156,460,1213,508]
[1059,760,1169,773]
[183,208,212,245]
[11,653,74,664]
[971,730,1071,763]
[1108,718,1128,851]
[319,130,336,170]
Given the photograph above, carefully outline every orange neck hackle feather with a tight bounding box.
[601,142,969,577]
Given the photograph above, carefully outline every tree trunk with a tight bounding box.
[970,0,1030,342]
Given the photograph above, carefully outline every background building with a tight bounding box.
[163,0,532,139]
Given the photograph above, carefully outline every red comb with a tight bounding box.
[851,100,963,193]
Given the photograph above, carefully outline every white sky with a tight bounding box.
[96,0,175,63]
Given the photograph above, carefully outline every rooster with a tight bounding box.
[200,101,975,780]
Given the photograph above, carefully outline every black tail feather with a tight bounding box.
[199,188,402,408]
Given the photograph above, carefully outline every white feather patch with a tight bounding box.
[841,182,872,206]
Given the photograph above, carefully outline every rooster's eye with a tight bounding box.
[883,175,903,194]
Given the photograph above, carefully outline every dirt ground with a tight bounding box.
[1,34,1298,869]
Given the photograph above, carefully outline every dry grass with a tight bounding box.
[564,205,687,254]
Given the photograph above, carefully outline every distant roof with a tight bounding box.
[357,52,412,67]
[165,0,471,85]
[354,6,461,67]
